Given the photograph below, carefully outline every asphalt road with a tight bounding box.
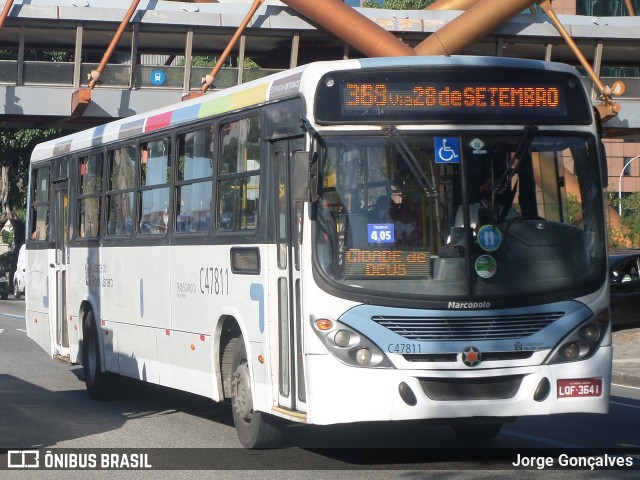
[1,297,639,479]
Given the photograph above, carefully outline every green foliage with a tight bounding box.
[566,193,582,226]
[0,250,11,271]
[362,0,434,8]
[619,191,640,235]
[0,128,64,210]
[607,191,640,248]
[186,56,261,69]
[1,228,12,245]
[189,56,217,67]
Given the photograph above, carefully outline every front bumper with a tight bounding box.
[304,345,612,425]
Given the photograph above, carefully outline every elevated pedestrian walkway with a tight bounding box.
[0,0,638,136]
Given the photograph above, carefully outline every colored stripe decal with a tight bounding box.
[90,124,107,147]
[118,118,145,140]
[250,283,265,334]
[145,112,173,132]
[199,84,270,118]
[231,84,270,109]
[269,72,302,100]
[52,140,72,156]
[171,104,201,125]
[198,95,234,118]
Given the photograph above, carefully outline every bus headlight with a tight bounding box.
[545,312,608,365]
[355,348,372,365]
[334,330,351,348]
[311,316,394,368]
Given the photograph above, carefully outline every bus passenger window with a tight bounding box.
[29,166,50,242]
[175,127,213,234]
[30,206,49,241]
[138,139,171,236]
[78,153,103,238]
[106,192,134,237]
[218,116,261,232]
[105,146,136,238]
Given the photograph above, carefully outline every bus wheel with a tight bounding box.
[231,337,283,448]
[82,310,112,400]
[13,281,21,299]
[450,422,503,440]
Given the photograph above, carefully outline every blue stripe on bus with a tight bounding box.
[90,123,108,148]
[171,104,202,126]
[250,283,265,334]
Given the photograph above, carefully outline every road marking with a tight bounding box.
[503,428,586,449]
[611,400,640,409]
[0,329,3,334]
[0,312,25,320]
[612,383,640,391]
[16,328,27,333]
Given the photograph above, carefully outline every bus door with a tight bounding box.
[273,137,307,414]
[50,161,71,361]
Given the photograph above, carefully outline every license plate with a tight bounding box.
[557,378,602,398]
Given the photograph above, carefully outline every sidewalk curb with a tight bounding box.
[612,370,640,388]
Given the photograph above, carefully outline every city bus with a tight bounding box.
[26,56,612,448]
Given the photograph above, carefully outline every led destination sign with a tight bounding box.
[344,249,430,279]
[315,67,591,125]
[343,83,561,111]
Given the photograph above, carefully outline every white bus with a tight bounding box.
[26,56,612,448]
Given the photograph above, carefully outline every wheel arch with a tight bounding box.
[78,298,102,370]
[215,314,243,402]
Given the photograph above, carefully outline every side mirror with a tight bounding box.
[292,151,311,202]
[309,151,320,202]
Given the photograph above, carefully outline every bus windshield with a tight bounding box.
[314,131,606,300]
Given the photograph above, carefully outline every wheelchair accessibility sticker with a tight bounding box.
[434,137,460,164]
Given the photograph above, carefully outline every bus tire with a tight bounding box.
[13,281,21,299]
[82,310,112,400]
[450,422,503,440]
[231,337,283,448]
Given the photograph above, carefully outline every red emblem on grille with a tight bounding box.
[462,346,482,367]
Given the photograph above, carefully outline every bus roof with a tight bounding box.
[30,55,579,163]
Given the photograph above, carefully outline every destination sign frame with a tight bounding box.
[315,67,592,125]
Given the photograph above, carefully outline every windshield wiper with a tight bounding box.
[384,126,438,198]
[493,125,538,223]
[495,125,538,196]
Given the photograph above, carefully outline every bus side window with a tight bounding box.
[218,116,261,232]
[106,146,136,238]
[78,153,103,239]
[138,139,171,236]
[29,166,50,242]
[175,127,214,234]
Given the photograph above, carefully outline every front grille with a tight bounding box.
[373,312,563,341]
[419,375,524,401]
[403,350,534,362]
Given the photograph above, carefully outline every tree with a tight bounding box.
[0,128,62,222]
